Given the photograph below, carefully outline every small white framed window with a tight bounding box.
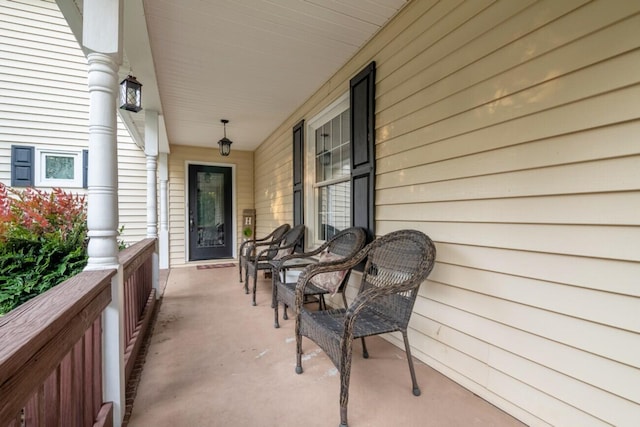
[306,92,350,247]
[35,148,83,188]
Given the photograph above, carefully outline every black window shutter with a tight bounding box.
[82,149,88,188]
[350,61,376,243]
[292,119,305,251]
[11,145,34,187]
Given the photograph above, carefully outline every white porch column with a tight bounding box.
[85,53,120,268]
[144,110,160,298]
[82,1,125,426]
[159,152,170,269]
[144,110,159,238]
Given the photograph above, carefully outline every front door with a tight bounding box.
[188,164,233,261]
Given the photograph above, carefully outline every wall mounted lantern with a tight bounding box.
[119,75,143,112]
[218,119,233,156]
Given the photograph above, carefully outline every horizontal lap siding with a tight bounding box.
[167,145,253,266]
[374,0,640,425]
[116,119,147,244]
[253,131,293,236]
[254,0,640,425]
[0,0,147,245]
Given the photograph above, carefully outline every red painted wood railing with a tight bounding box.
[0,269,115,427]
[0,237,158,427]
[119,238,157,383]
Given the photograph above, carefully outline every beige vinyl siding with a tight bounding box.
[167,145,254,266]
[116,119,147,244]
[254,0,640,425]
[253,130,293,237]
[0,0,147,245]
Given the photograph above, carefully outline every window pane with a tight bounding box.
[341,144,350,174]
[315,156,324,182]
[331,116,340,149]
[314,105,351,243]
[331,148,342,178]
[315,128,323,155]
[45,155,74,179]
[341,110,350,144]
[196,171,225,248]
[316,181,350,240]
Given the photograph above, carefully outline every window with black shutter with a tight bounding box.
[292,119,305,251]
[301,62,376,250]
[349,61,376,242]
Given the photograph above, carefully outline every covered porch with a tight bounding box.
[0,0,638,426]
[126,265,524,427]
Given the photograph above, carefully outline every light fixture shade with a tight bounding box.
[218,119,233,156]
[218,137,232,156]
[119,75,143,112]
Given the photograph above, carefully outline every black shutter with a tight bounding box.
[82,149,88,188]
[350,61,376,243]
[292,119,305,251]
[11,145,34,187]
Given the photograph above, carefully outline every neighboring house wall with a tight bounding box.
[253,1,640,425]
[167,144,254,267]
[0,0,147,244]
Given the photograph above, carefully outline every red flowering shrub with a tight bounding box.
[0,184,86,241]
[0,183,88,315]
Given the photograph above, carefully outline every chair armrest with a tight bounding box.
[272,243,328,276]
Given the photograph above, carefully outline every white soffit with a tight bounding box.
[138,0,408,151]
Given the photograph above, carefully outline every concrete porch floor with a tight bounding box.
[127,265,527,427]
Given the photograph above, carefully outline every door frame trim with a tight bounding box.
[184,161,237,263]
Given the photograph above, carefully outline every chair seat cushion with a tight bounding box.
[309,251,346,295]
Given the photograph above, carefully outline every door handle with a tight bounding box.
[189,210,194,232]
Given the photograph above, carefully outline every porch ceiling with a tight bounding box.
[121,0,408,152]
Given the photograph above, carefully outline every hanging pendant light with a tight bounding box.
[119,74,143,112]
[218,119,233,156]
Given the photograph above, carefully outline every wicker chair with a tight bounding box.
[246,224,305,306]
[294,229,436,427]
[272,227,367,328]
[238,223,290,286]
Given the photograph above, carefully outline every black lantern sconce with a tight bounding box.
[218,119,233,156]
[119,75,143,112]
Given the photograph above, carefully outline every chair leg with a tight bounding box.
[283,304,288,320]
[361,337,369,359]
[244,268,249,294]
[295,315,303,374]
[239,260,243,282]
[271,273,276,309]
[341,292,348,309]
[402,331,421,396]
[273,282,280,328]
[252,268,258,306]
[339,335,355,427]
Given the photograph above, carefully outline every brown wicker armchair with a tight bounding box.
[246,224,305,306]
[238,223,290,286]
[294,229,436,427]
[272,227,367,328]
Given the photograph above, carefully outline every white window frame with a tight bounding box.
[35,147,83,188]
[305,92,350,248]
